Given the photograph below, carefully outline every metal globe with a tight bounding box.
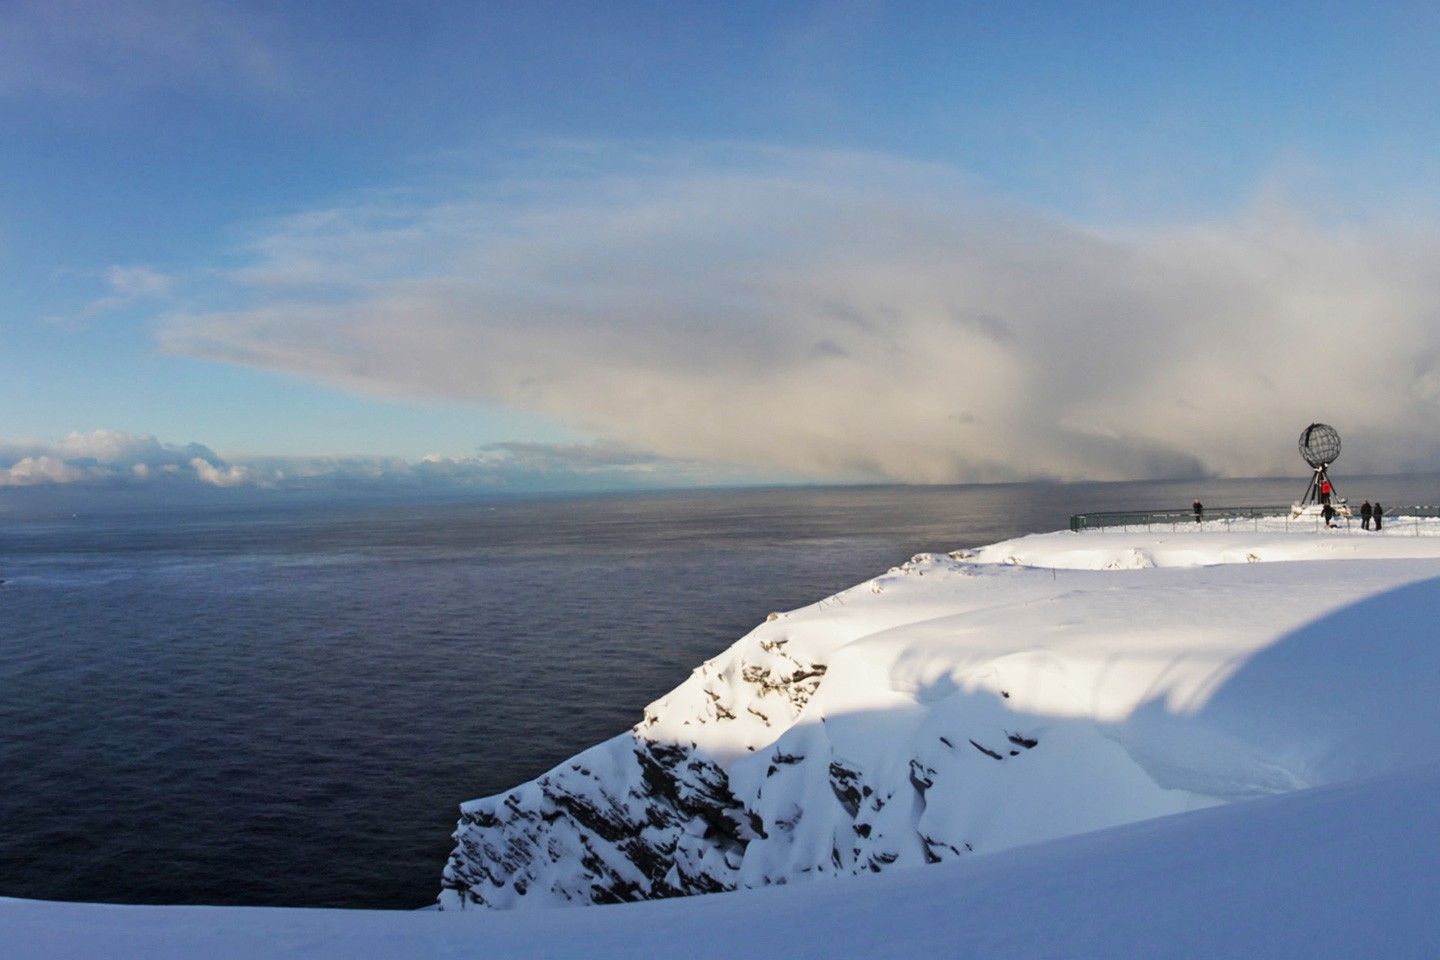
[1298,423,1341,468]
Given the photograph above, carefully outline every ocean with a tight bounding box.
[1,477,1432,909]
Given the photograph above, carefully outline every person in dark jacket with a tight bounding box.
[1361,500,1373,530]
[1374,502,1384,531]
[1192,499,1203,523]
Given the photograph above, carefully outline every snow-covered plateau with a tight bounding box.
[10,519,1440,958]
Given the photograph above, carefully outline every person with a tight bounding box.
[1361,500,1373,530]
[1320,477,1333,505]
[1374,502,1384,531]
[1192,499,1203,523]
[1322,503,1336,528]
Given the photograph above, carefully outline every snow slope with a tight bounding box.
[8,761,1440,958]
[442,523,1440,908]
[9,522,1440,957]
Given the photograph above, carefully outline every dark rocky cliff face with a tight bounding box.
[442,735,759,907]
[440,622,831,908]
[438,558,868,909]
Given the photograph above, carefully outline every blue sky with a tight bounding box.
[5,1,1440,495]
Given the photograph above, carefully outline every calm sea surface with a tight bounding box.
[2,477,1435,908]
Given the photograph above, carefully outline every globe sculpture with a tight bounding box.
[1298,422,1341,469]
[1295,422,1346,517]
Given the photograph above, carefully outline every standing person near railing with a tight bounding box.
[1374,503,1384,531]
[1193,499,1203,523]
[1361,500,1373,530]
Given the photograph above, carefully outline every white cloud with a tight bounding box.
[0,431,239,488]
[105,265,172,298]
[45,264,176,327]
[52,429,178,463]
[189,457,252,487]
[0,455,86,486]
[0,432,723,494]
[155,145,1440,483]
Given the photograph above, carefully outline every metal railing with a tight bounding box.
[1069,505,1440,532]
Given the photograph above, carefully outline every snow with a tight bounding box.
[9,520,1440,957]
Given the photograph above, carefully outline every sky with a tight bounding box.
[6,1,1440,495]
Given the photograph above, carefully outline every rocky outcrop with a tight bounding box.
[438,610,831,908]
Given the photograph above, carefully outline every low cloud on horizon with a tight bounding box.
[0,430,727,496]
[145,144,1440,485]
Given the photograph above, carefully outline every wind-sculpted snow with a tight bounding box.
[441,527,1440,909]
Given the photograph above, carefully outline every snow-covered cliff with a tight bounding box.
[440,522,1440,909]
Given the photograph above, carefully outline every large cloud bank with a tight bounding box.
[158,147,1440,484]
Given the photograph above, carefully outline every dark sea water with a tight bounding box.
[2,477,1435,909]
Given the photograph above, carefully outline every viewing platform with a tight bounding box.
[1069,505,1440,534]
